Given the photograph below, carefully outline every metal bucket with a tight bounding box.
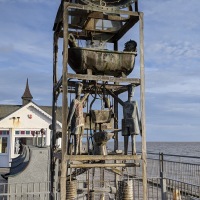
[118,180,134,200]
[68,47,137,77]
[91,110,112,124]
[66,180,77,200]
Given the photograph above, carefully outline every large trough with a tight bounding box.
[68,47,137,77]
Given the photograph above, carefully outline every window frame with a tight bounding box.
[0,136,9,155]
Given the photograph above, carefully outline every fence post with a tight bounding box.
[199,189,200,199]
[160,153,167,200]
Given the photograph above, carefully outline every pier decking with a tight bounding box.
[1,152,200,199]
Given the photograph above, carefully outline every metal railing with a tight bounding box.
[0,178,199,200]
[1,152,200,199]
[166,179,200,200]
[75,178,199,199]
[136,152,200,186]
[160,153,200,186]
[0,181,50,200]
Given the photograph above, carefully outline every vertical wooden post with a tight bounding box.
[51,32,59,199]
[100,168,105,200]
[60,2,69,200]
[139,12,147,200]
[114,41,119,152]
[114,41,119,197]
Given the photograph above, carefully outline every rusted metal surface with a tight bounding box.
[84,113,114,130]
[91,110,112,124]
[68,47,137,77]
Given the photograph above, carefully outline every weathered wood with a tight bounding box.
[139,12,147,200]
[60,2,68,200]
[57,80,139,95]
[52,2,147,199]
[65,154,142,161]
[51,32,59,197]
[64,3,140,42]
[113,42,120,198]
[68,81,139,92]
[111,16,139,42]
[59,30,115,40]
[70,163,140,168]
[67,3,140,17]
[66,73,140,84]
[54,153,141,161]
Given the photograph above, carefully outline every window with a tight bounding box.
[0,137,8,153]
[14,137,34,154]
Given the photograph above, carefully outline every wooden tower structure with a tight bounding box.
[51,0,147,199]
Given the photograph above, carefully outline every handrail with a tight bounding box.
[136,151,200,159]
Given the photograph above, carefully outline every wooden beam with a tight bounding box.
[110,16,139,42]
[67,3,140,17]
[66,73,140,84]
[70,163,140,168]
[65,154,142,161]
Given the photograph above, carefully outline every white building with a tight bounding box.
[0,79,62,167]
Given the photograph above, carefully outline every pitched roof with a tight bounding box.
[39,105,62,123]
[0,105,21,120]
[0,104,62,123]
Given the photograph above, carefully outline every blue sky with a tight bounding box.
[0,0,200,141]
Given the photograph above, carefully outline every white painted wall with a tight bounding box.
[0,102,62,167]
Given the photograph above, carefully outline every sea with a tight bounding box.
[107,142,200,157]
[141,142,200,156]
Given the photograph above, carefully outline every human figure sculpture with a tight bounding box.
[122,85,141,154]
[67,82,89,155]
[122,85,141,136]
[106,85,141,154]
